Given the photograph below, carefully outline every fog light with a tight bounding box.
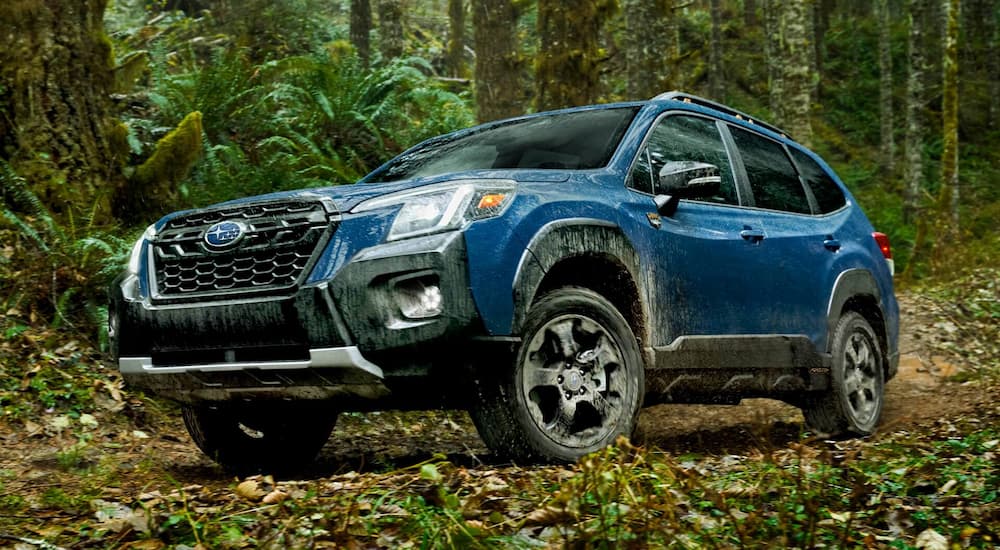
[395,277,443,319]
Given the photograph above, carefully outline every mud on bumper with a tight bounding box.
[112,231,483,404]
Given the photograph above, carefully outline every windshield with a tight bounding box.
[365,107,640,183]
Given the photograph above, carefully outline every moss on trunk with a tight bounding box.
[0,0,126,226]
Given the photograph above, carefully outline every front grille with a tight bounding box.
[151,200,335,298]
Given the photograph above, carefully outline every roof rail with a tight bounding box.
[651,91,793,140]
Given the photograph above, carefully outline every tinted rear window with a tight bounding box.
[789,148,847,214]
[365,107,640,183]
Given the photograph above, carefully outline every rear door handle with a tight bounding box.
[824,238,841,251]
[740,228,765,242]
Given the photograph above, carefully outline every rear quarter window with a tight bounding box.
[789,148,847,214]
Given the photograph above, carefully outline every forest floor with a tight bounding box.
[0,287,997,548]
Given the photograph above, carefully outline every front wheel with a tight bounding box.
[803,311,885,436]
[182,403,336,474]
[471,287,644,463]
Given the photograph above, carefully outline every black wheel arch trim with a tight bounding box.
[826,268,891,371]
[511,218,648,343]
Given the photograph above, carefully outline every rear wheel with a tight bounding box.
[182,403,336,474]
[803,311,885,435]
[471,287,644,462]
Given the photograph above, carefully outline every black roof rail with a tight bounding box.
[651,91,793,141]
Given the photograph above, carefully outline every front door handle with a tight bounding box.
[740,227,765,242]
[824,238,841,251]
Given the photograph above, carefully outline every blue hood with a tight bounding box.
[154,169,567,228]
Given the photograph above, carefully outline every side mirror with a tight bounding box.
[658,161,722,198]
[654,161,722,217]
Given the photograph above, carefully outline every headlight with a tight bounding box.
[352,180,516,241]
[127,224,156,275]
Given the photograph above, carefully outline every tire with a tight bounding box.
[471,287,644,463]
[803,311,885,436]
[182,403,336,474]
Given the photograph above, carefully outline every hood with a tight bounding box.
[155,170,565,228]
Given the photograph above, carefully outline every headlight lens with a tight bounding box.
[352,180,516,241]
[127,224,156,275]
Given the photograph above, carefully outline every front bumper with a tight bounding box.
[113,231,484,404]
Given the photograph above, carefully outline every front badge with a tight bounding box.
[203,220,247,250]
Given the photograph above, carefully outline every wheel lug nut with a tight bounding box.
[565,391,572,399]
[579,388,586,395]
[557,376,564,383]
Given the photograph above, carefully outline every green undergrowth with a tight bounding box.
[4,424,997,549]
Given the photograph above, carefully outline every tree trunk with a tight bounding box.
[445,0,467,78]
[877,0,895,175]
[903,0,928,225]
[745,0,757,27]
[812,0,824,100]
[472,0,522,122]
[780,0,815,146]
[350,0,373,66]
[625,0,670,99]
[0,0,125,225]
[378,0,405,60]
[535,0,616,111]
[989,6,1000,130]
[708,0,724,101]
[939,0,959,232]
[763,0,785,126]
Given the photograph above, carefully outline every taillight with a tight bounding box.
[873,232,894,275]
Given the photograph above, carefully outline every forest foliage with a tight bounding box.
[0,0,998,353]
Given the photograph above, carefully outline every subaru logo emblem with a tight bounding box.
[203,220,246,249]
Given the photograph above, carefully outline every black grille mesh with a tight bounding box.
[152,200,333,297]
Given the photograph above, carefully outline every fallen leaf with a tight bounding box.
[262,490,288,504]
[236,479,266,501]
[915,528,948,550]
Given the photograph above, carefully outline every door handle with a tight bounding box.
[823,238,841,251]
[740,228,765,242]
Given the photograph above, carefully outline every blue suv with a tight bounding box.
[111,92,899,470]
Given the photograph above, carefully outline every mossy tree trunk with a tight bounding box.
[903,0,928,225]
[0,0,126,225]
[472,0,522,122]
[763,0,785,127]
[708,0,723,101]
[446,0,467,78]
[351,0,373,66]
[624,0,671,99]
[938,0,959,232]
[378,0,405,60]
[779,0,815,146]
[877,0,895,175]
[535,0,616,111]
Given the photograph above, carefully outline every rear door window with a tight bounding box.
[729,127,812,214]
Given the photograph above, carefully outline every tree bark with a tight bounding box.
[535,0,616,111]
[939,0,959,231]
[472,0,522,122]
[708,0,723,101]
[625,0,672,99]
[763,0,785,127]
[903,0,928,224]
[0,0,125,224]
[445,0,467,78]
[877,0,895,175]
[780,0,815,146]
[378,0,405,60]
[744,0,757,27]
[350,0,373,66]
